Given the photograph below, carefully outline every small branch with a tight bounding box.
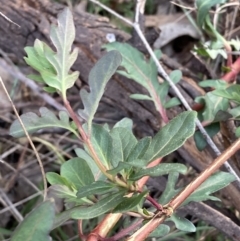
[126,138,240,240]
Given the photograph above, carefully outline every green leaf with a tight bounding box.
[143,111,197,162]
[75,148,104,181]
[169,70,182,84]
[104,42,163,111]
[149,224,170,237]
[77,181,115,198]
[43,8,79,98]
[130,94,153,101]
[11,201,55,241]
[46,172,73,189]
[197,0,227,27]
[110,127,138,167]
[126,137,151,164]
[89,124,113,169]
[113,192,147,213]
[194,123,220,151]
[61,158,94,190]
[78,50,122,133]
[129,164,187,181]
[9,107,78,138]
[229,106,240,119]
[195,92,229,121]
[167,214,196,232]
[159,172,182,205]
[184,171,236,204]
[198,79,227,89]
[164,97,181,109]
[113,118,133,130]
[24,40,56,80]
[48,185,77,200]
[71,192,125,219]
[213,85,240,104]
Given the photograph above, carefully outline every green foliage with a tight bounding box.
[149,224,170,238]
[24,8,79,99]
[194,123,220,151]
[196,0,227,27]
[129,164,187,181]
[77,181,116,198]
[142,111,197,162]
[9,6,237,241]
[184,172,236,204]
[104,42,181,114]
[78,50,122,133]
[11,201,55,241]
[113,192,147,213]
[10,107,78,138]
[167,214,196,232]
[71,192,125,219]
[61,158,95,190]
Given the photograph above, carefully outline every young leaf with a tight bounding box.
[77,181,115,198]
[130,94,153,101]
[143,111,197,162]
[78,50,122,133]
[11,200,55,241]
[24,40,56,79]
[167,214,196,232]
[113,192,147,213]
[129,164,187,181]
[199,79,227,89]
[149,224,170,237]
[195,92,229,121]
[75,148,104,181]
[89,124,113,169]
[184,171,236,205]
[104,42,165,111]
[213,85,240,104]
[61,157,94,190]
[113,117,133,130]
[25,9,79,98]
[43,8,79,99]
[169,70,182,84]
[110,127,138,167]
[126,137,151,164]
[164,97,181,109]
[48,185,77,200]
[159,172,182,205]
[194,123,220,151]
[106,160,147,176]
[46,172,73,190]
[71,192,125,219]
[9,107,78,138]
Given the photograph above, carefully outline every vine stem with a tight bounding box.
[126,138,240,241]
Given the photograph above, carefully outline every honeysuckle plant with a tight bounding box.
[9,7,236,241]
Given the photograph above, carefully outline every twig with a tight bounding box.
[127,138,240,240]
[0,189,23,222]
[0,77,48,200]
